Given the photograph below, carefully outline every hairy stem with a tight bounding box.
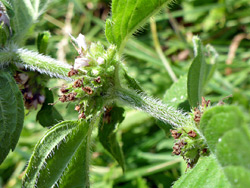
[115,87,192,127]
[0,43,72,80]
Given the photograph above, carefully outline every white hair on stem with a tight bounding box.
[116,88,193,128]
[0,43,73,81]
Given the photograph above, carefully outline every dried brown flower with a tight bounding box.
[68,68,78,77]
[78,112,86,119]
[170,129,182,139]
[59,95,67,102]
[94,76,101,83]
[73,79,83,88]
[194,107,202,123]
[172,140,187,155]
[188,130,197,138]
[75,105,81,111]
[83,86,93,95]
[67,92,77,101]
[201,97,210,108]
[60,87,69,93]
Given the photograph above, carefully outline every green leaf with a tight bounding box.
[187,36,218,107]
[105,0,173,52]
[98,106,126,171]
[36,88,63,127]
[1,0,13,12]
[163,75,188,109]
[0,23,8,46]
[0,44,71,80]
[22,120,92,188]
[11,0,53,43]
[122,68,143,92]
[37,31,51,54]
[0,70,24,164]
[200,106,250,187]
[173,156,232,188]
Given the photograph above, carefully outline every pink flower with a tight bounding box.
[69,33,87,54]
[76,34,87,51]
[74,57,90,69]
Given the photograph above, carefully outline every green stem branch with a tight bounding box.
[0,43,72,80]
[115,87,191,127]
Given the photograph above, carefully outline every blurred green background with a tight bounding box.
[1,0,250,187]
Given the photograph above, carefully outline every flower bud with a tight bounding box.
[78,112,86,119]
[18,73,29,84]
[38,95,45,104]
[75,105,81,111]
[97,57,104,65]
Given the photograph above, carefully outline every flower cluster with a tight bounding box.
[58,33,118,119]
[170,97,211,169]
[193,97,211,124]
[170,127,208,169]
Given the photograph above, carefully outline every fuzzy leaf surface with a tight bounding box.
[0,23,9,46]
[187,36,218,107]
[173,156,232,188]
[105,0,172,52]
[200,106,250,187]
[163,75,187,109]
[0,70,24,164]
[98,106,126,171]
[11,0,53,43]
[22,120,91,188]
